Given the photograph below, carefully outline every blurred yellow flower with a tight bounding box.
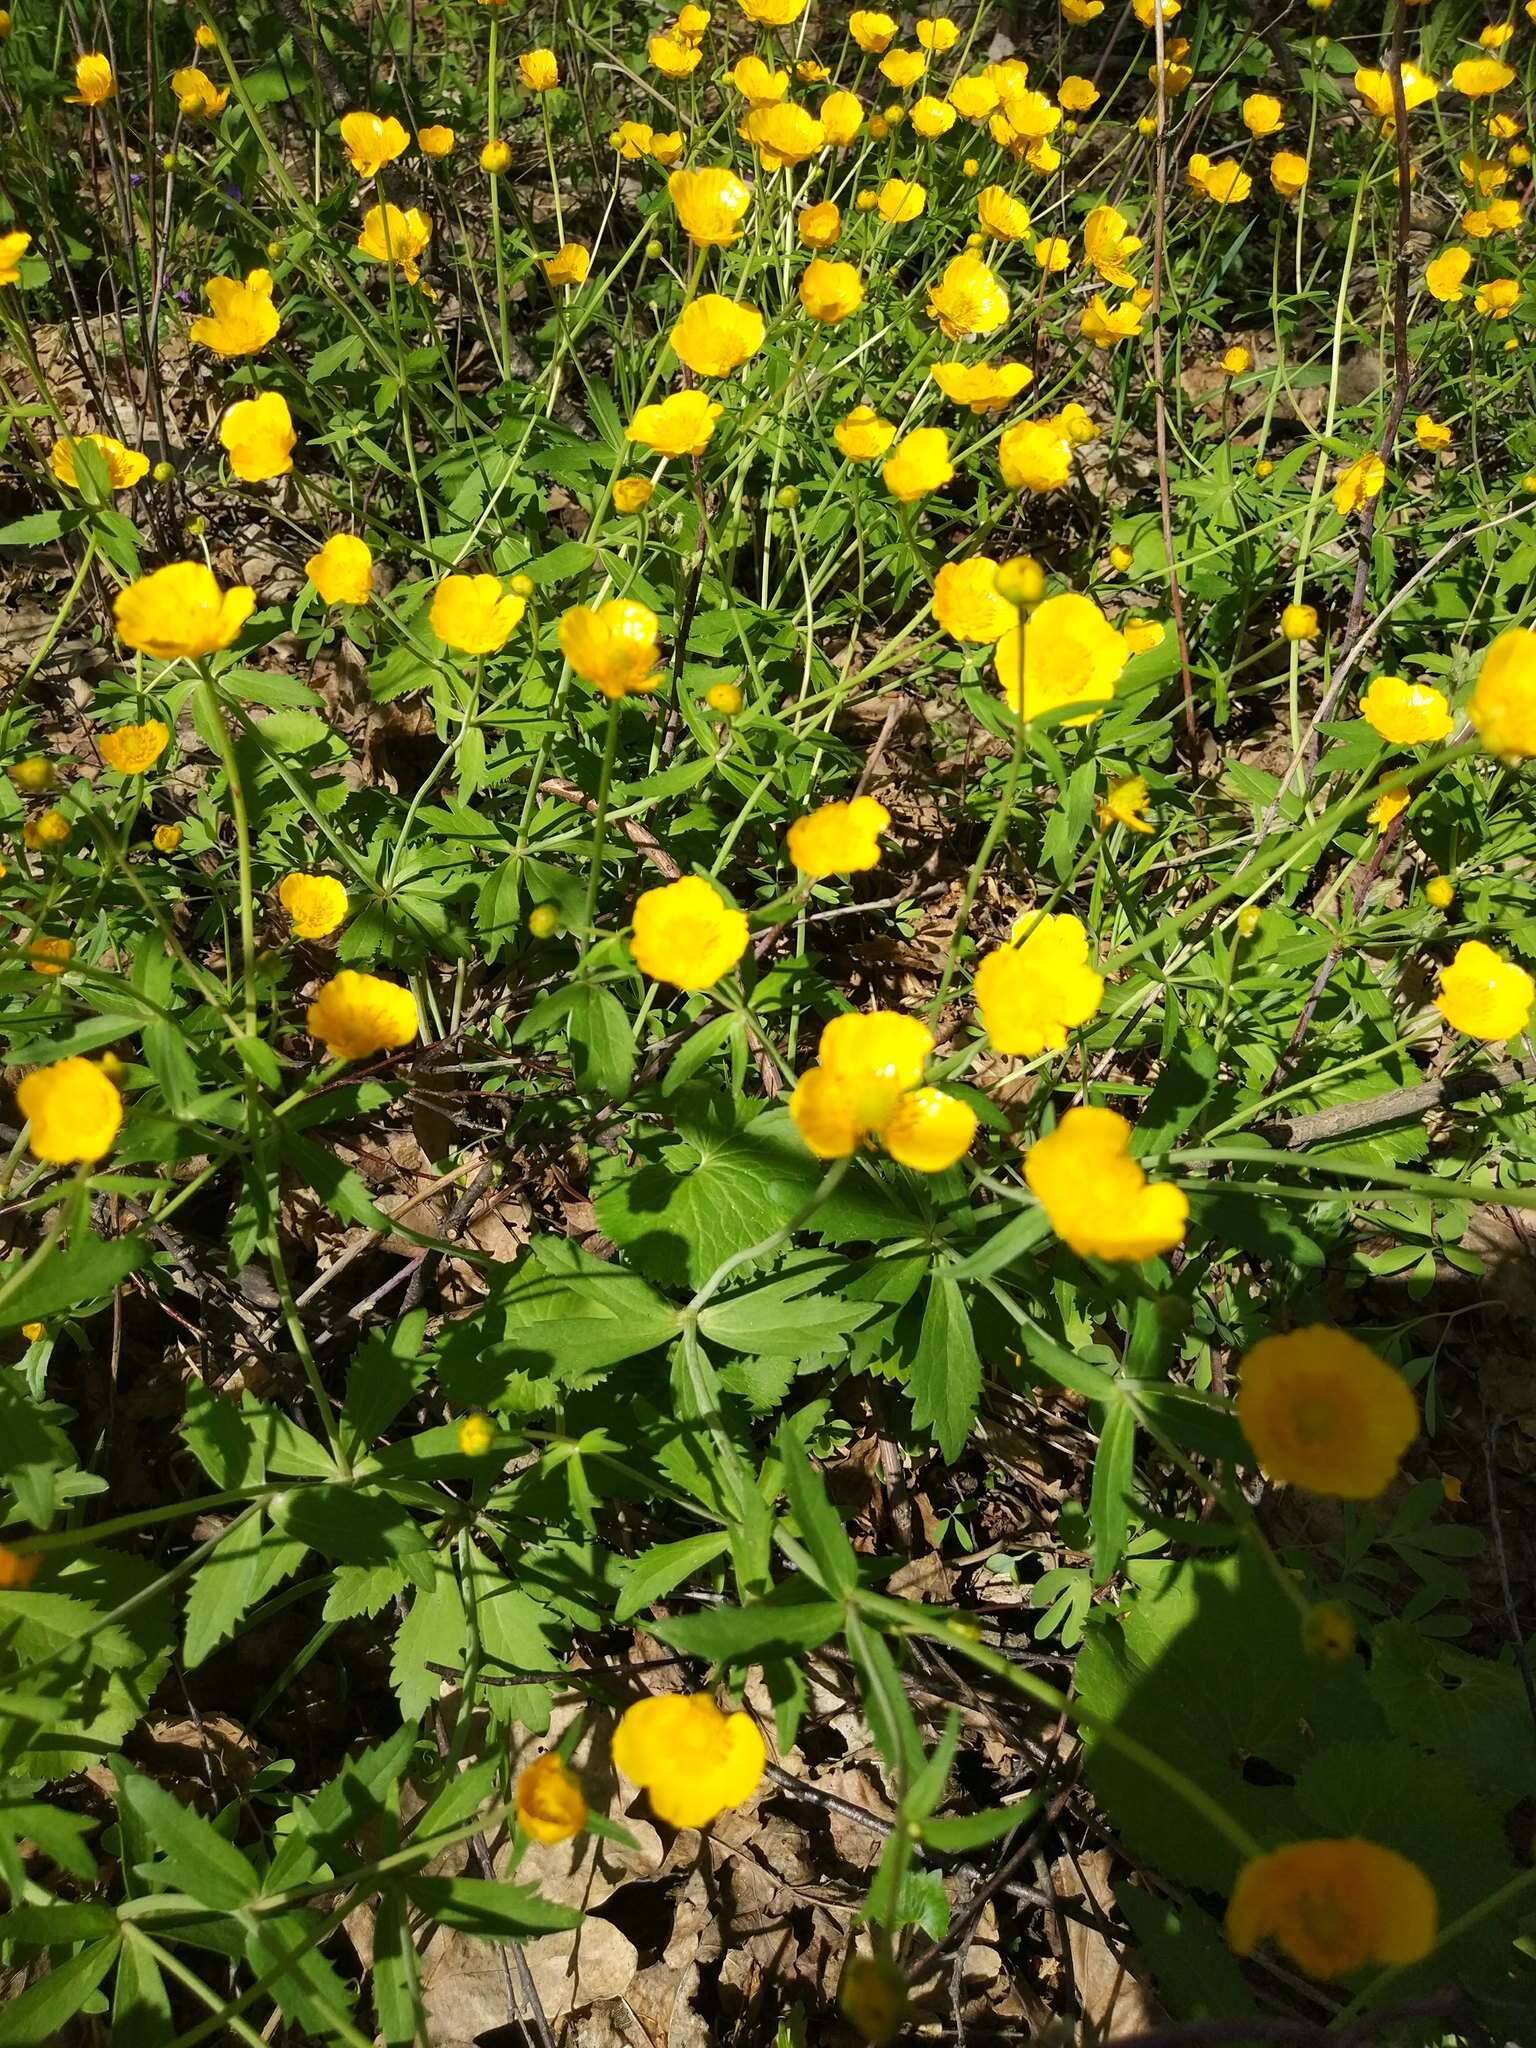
[355,204,432,283]
[279,872,349,940]
[931,361,1033,414]
[613,475,654,514]
[520,48,560,90]
[542,242,591,287]
[706,681,743,715]
[171,67,229,118]
[1452,58,1514,97]
[949,74,999,122]
[23,809,71,852]
[669,296,765,378]
[786,796,889,877]
[631,874,748,988]
[306,534,374,605]
[1435,939,1534,1040]
[927,251,1008,339]
[1033,233,1071,271]
[307,971,419,1061]
[50,433,148,491]
[1242,91,1283,135]
[834,405,896,462]
[1237,1326,1417,1499]
[0,231,29,287]
[669,167,753,245]
[1475,276,1519,317]
[115,562,255,659]
[560,598,662,696]
[976,913,1104,1053]
[1081,295,1143,348]
[744,103,825,169]
[729,54,787,104]
[1221,344,1250,375]
[625,388,723,457]
[649,32,701,76]
[1468,625,1536,755]
[850,8,897,49]
[998,417,1073,494]
[190,268,280,356]
[1025,1106,1187,1260]
[220,391,297,483]
[875,177,927,223]
[932,558,1018,643]
[1333,451,1385,516]
[820,90,864,146]
[882,426,953,502]
[1083,205,1142,287]
[994,591,1128,723]
[613,1694,765,1827]
[517,1755,586,1842]
[28,937,73,976]
[916,14,959,49]
[417,124,455,156]
[457,1412,496,1456]
[798,256,864,324]
[797,200,842,249]
[1359,674,1452,744]
[1195,159,1252,204]
[1354,63,1438,118]
[153,823,182,853]
[1228,1840,1435,1981]
[879,48,927,90]
[340,110,409,177]
[911,95,957,138]
[1366,786,1409,832]
[99,720,170,775]
[1270,150,1309,196]
[17,1058,122,1164]
[1098,773,1154,832]
[789,1013,975,1171]
[68,53,115,106]
[431,573,525,654]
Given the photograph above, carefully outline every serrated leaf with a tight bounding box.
[909,1275,981,1462]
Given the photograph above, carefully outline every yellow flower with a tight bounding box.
[1424,874,1455,911]
[998,417,1073,494]
[1270,150,1309,196]
[1230,1841,1436,1983]
[739,0,805,21]
[559,598,662,697]
[9,757,54,794]
[650,32,701,76]
[974,186,1030,242]
[613,1694,764,1827]
[949,75,999,122]
[1024,1105,1187,1261]
[1033,233,1071,271]
[1425,245,1472,302]
[190,268,280,357]
[882,426,953,504]
[798,257,864,325]
[279,872,349,940]
[1241,91,1283,136]
[610,121,653,160]
[417,125,455,157]
[631,874,748,989]
[1333,452,1385,517]
[834,406,896,462]
[528,904,562,940]
[68,53,115,106]
[706,682,743,715]
[1221,344,1250,376]
[479,137,512,173]
[1354,63,1438,119]
[932,558,1019,644]
[649,130,686,166]
[457,1412,496,1456]
[115,562,255,660]
[1413,411,1452,452]
[1062,0,1104,18]
[1081,295,1143,349]
[340,111,409,178]
[356,205,432,283]
[625,388,723,458]
[431,574,525,655]
[916,13,959,48]
[930,360,1033,415]
[1452,57,1514,97]
[1359,674,1452,744]
[307,971,419,1060]
[820,90,864,146]
[789,1013,974,1170]
[1197,159,1252,204]
[1098,773,1153,833]
[976,914,1104,1054]
[874,177,926,225]
[306,534,374,605]
[995,591,1129,725]
[1435,939,1535,1040]
[745,103,825,170]
[997,84,1060,140]
[220,391,296,484]
[1366,786,1409,832]
[729,55,787,104]
[28,936,73,976]
[16,1057,122,1164]
[786,796,889,877]
[99,720,170,775]
[520,47,560,91]
[1236,1326,1418,1499]
[849,7,896,48]
[1124,617,1164,657]
[1083,205,1143,287]
[49,433,149,492]
[613,475,654,514]
[911,95,957,138]
[798,200,842,249]
[927,251,1008,341]
[669,295,765,376]
[23,808,70,852]
[541,242,591,288]
[1469,626,1536,755]
[1475,276,1520,318]
[171,67,229,118]
[517,1754,586,1843]
[668,168,753,247]
[152,823,183,854]
[1059,73,1098,112]
[879,47,927,90]
[0,230,30,288]
[1281,602,1318,642]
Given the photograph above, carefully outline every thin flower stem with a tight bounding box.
[580,696,624,945]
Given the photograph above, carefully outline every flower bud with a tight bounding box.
[994,555,1045,606]
[528,903,562,939]
[645,238,664,260]
[457,1412,497,1456]
[706,681,743,715]
[9,757,55,794]
[1302,1602,1355,1661]
[840,1953,910,2045]
[774,484,800,511]
[510,572,534,598]
[152,459,176,484]
[1237,905,1262,939]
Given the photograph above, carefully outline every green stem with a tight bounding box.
[580,696,623,945]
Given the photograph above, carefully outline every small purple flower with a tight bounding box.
[129,172,143,189]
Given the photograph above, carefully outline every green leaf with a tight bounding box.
[846,1608,924,1789]
[391,1560,465,1720]
[566,983,636,1100]
[614,1529,732,1622]
[0,1230,146,1332]
[342,1313,431,1453]
[113,1929,174,2048]
[184,1511,308,1668]
[1089,1397,1137,1581]
[699,1276,876,1357]
[245,1913,362,2035]
[472,1559,565,1733]
[402,1875,582,1938]
[181,1378,264,1489]
[909,1275,981,1462]
[661,1014,742,1095]
[948,1204,1051,1281]
[0,1938,118,2046]
[1116,1883,1259,2025]
[648,1579,844,1661]
[271,1485,432,1565]
[118,1768,260,1908]
[922,1793,1044,1854]
[775,1424,858,1596]
[1133,1039,1218,1155]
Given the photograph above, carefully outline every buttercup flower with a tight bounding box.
[880,48,927,90]
[1475,276,1519,318]
[517,1755,586,1843]
[911,95,957,138]
[520,48,560,91]
[1425,246,1472,301]
[669,168,753,246]
[1366,786,1409,832]
[1281,602,1319,642]
[1468,626,1536,755]
[1034,234,1071,271]
[1228,1841,1435,1981]
[626,388,723,457]
[798,258,864,324]
[1059,74,1098,112]
[340,111,409,178]
[1123,617,1164,654]
[1081,295,1144,348]
[356,205,432,283]
[933,558,1019,643]
[480,139,512,173]
[798,200,841,249]
[998,418,1074,494]
[99,720,170,775]
[1196,159,1252,204]
[745,104,825,170]
[17,1058,122,1164]
[307,534,374,605]
[1452,58,1514,97]
[0,231,29,287]
[458,1412,496,1456]
[190,268,280,356]
[631,875,748,988]
[307,972,419,1060]
[975,185,1031,240]
[560,598,662,697]
[1333,452,1385,517]
[613,476,654,514]
[1435,939,1535,1040]
[610,121,653,160]
[1414,413,1452,452]
[220,391,297,483]
[1237,1326,1418,1498]
[820,90,864,146]
[730,54,788,104]
[542,243,591,288]
[649,130,686,166]
[976,914,1104,1054]
[931,361,1032,415]
[916,14,959,49]
[1222,345,1251,376]
[1359,674,1452,744]
[740,0,806,21]
[279,872,349,940]
[23,809,70,853]
[613,1694,765,1828]
[50,433,149,492]
[68,53,115,106]
[115,563,255,659]
[950,75,1000,122]
[1242,92,1283,136]
[882,426,953,503]
[650,33,701,77]
[431,574,525,655]
[786,795,890,877]
[171,68,229,118]
[1098,774,1154,832]
[28,937,73,976]
[1083,205,1142,287]
[417,125,455,157]
[927,251,1008,339]
[835,406,896,461]
[1270,151,1309,196]
[789,1012,975,1170]
[1354,63,1438,119]
[669,295,765,376]
[876,177,927,223]
[1024,1106,1187,1260]
[850,8,897,49]
[1426,875,1456,910]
